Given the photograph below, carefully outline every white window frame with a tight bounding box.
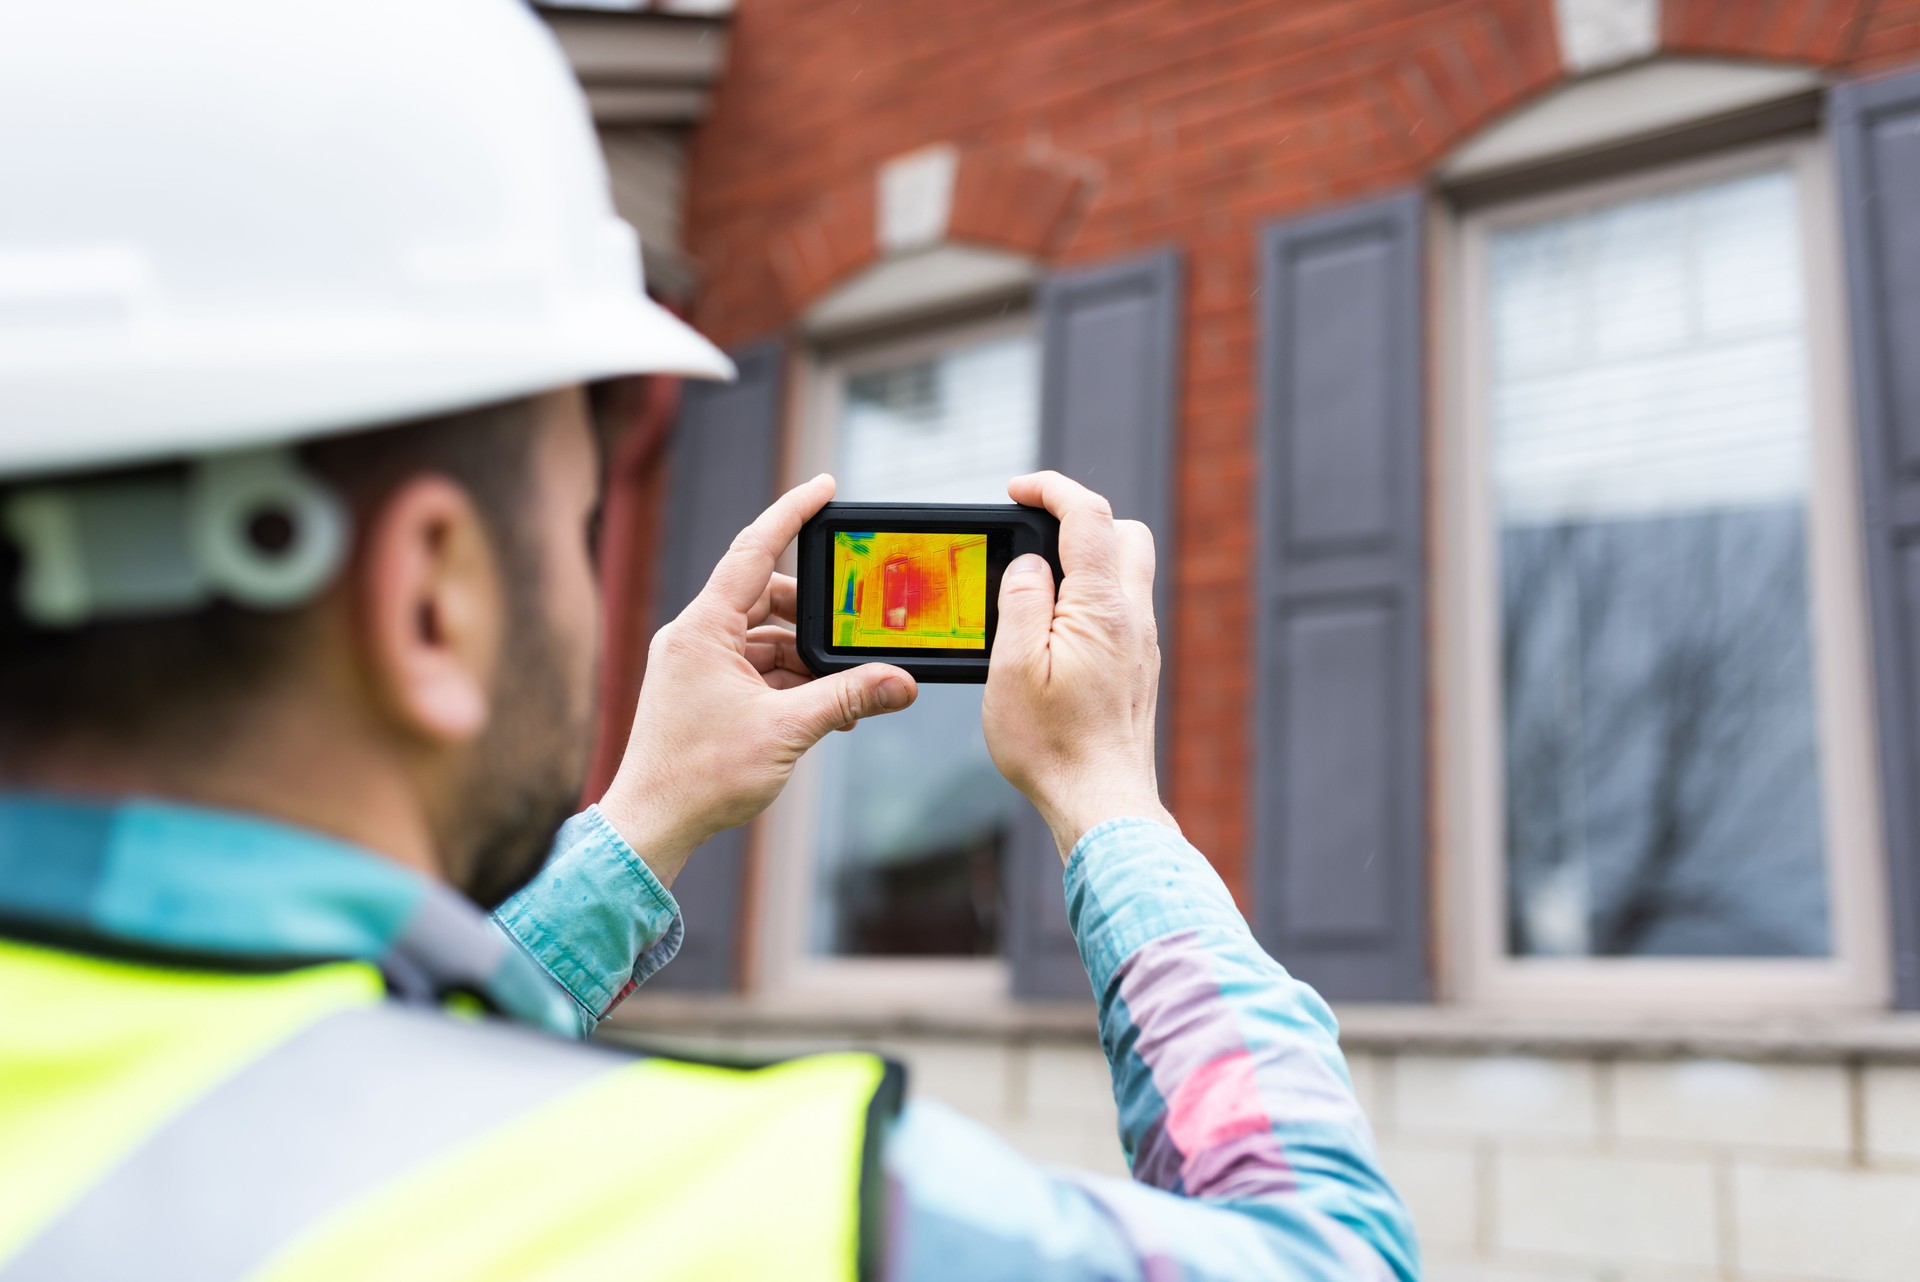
[1437,136,1893,1013]
[746,311,1036,1008]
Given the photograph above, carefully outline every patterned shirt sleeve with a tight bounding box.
[882,818,1420,1281]
[490,805,685,1037]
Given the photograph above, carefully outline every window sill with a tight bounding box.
[1332,1005,1920,1065]
[604,992,1098,1045]
[605,993,1920,1064]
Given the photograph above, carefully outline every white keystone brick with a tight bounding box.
[874,1037,1013,1128]
[1612,1059,1851,1154]
[1553,0,1659,73]
[1863,1065,1920,1164]
[1495,1150,1718,1270]
[877,145,956,253]
[1377,1139,1477,1252]
[1395,1056,1598,1140]
[1734,1163,1920,1282]
[1024,1044,1117,1125]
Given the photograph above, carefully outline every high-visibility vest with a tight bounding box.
[0,936,902,1281]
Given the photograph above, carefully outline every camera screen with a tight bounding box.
[830,530,991,652]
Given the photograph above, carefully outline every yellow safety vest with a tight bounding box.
[0,936,900,1281]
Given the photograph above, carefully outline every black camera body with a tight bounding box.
[796,502,1062,683]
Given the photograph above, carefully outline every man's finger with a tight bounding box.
[989,553,1055,681]
[744,625,812,678]
[1007,470,1118,587]
[746,573,798,629]
[699,475,835,621]
[777,663,916,747]
[1114,520,1156,613]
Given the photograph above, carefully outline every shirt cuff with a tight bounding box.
[492,804,684,1029]
[1064,816,1250,1001]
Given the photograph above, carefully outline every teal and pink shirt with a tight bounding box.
[0,796,1419,1281]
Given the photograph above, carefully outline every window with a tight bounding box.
[1446,140,1890,1009]
[755,315,1039,997]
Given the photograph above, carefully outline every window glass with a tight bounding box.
[809,331,1039,956]
[1489,169,1833,958]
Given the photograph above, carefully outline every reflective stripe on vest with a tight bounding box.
[0,937,899,1281]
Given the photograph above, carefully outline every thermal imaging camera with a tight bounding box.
[796,502,1063,683]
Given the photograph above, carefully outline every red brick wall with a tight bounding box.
[679,0,1920,901]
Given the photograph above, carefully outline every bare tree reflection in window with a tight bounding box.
[1502,507,1831,958]
[1489,168,1832,960]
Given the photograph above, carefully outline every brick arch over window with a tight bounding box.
[1361,0,1895,178]
[1661,0,1885,65]
[764,151,1093,314]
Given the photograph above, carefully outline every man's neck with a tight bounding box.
[0,716,443,881]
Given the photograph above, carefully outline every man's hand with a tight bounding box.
[598,474,917,887]
[982,471,1177,861]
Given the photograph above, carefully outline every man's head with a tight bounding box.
[0,387,609,908]
[0,0,738,905]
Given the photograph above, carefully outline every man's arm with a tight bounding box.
[492,805,684,1037]
[493,474,922,1036]
[498,801,1415,1277]
[880,818,1416,1281]
[877,469,1415,1279]
[492,806,1419,1278]
[489,465,1418,1279]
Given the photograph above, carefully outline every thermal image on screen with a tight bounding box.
[832,531,988,650]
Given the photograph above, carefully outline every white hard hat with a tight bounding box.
[0,0,735,482]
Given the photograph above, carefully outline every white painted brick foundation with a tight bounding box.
[1495,1150,1719,1269]
[1395,1055,1600,1140]
[1377,1138,1480,1253]
[1862,1065,1920,1163]
[1732,1163,1920,1282]
[1024,1044,1118,1122]
[615,1015,1920,1282]
[1612,1059,1853,1155]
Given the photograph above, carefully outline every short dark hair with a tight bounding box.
[0,398,540,766]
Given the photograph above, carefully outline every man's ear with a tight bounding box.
[355,476,502,746]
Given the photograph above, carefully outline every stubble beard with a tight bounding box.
[449,611,594,912]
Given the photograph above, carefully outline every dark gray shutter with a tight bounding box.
[1251,192,1429,1002]
[1010,250,1183,998]
[641,339,784,992]
[1836,69,1920,1010]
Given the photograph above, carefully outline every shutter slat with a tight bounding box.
[1253,192,1430,1002]
[1836,69,1920,1009]
[641,339,784,993]
[1010,250,1182,999]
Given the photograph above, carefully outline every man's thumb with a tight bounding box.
[992,554,1055,668]
[786,664,917,742]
